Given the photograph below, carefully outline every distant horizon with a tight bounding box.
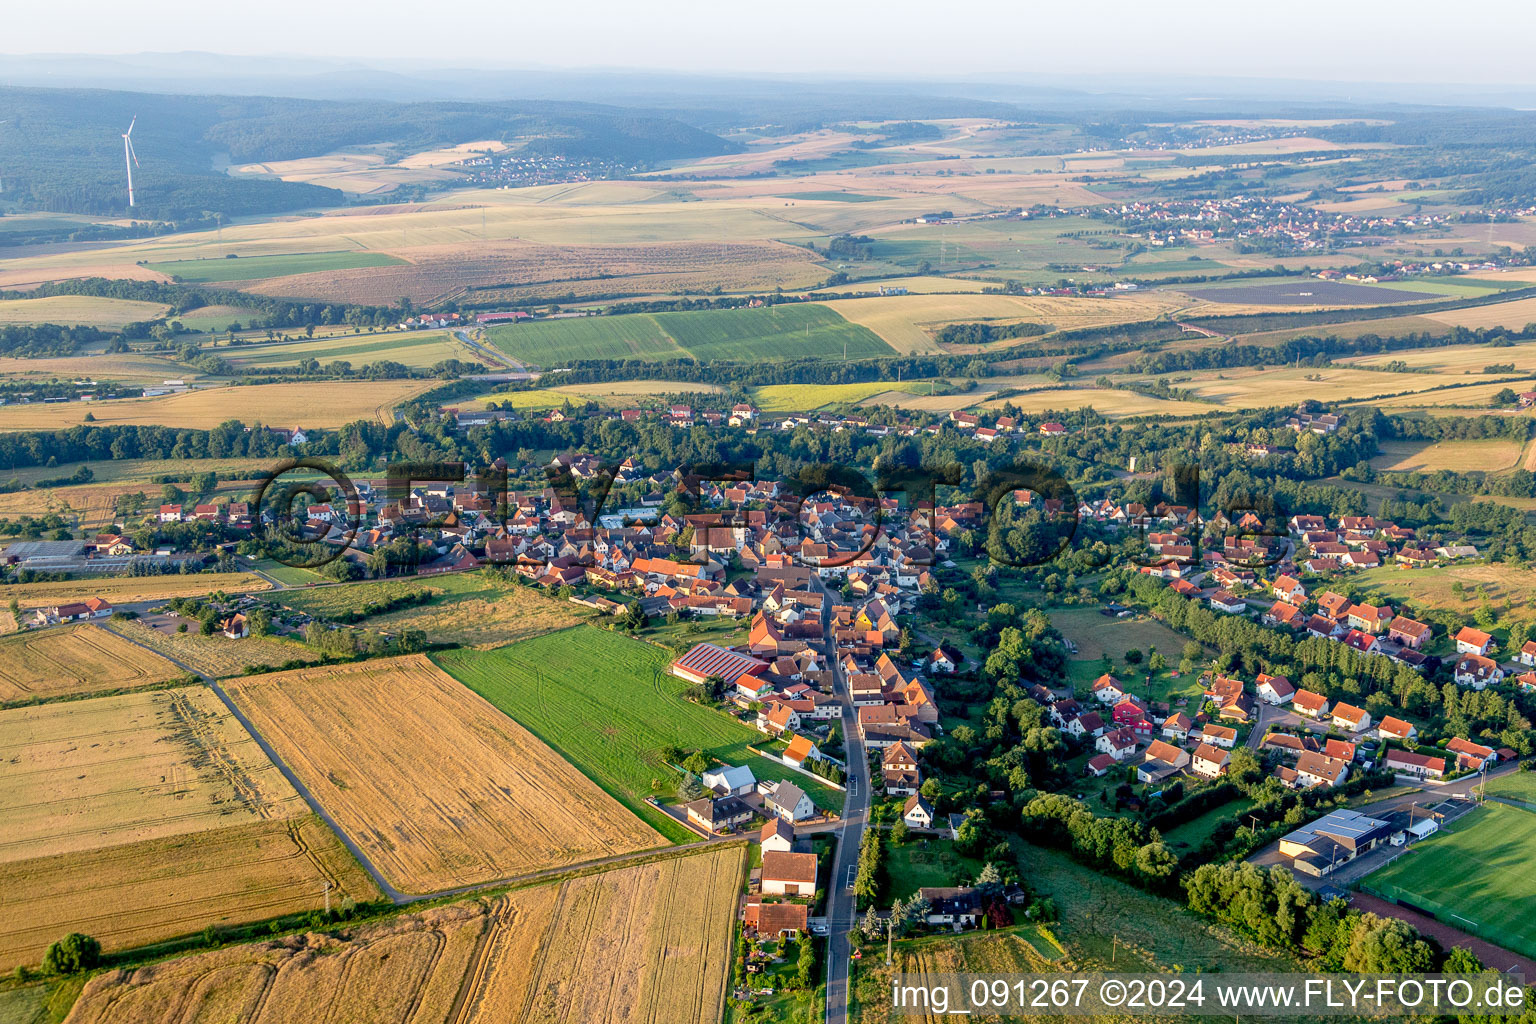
[7,1,1536,90]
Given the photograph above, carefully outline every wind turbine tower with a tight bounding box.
[122,117,140,208]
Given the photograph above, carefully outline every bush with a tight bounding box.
[43,933,100,975]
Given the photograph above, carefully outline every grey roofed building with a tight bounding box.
[1277,808,1393,876]
[0,540,86,565]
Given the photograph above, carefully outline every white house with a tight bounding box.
[762,781,816,822]
[903,793,935,829]
[703,764,756,797]
[1095,727,1138,761]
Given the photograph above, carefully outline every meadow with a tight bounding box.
[977,386,1214,418]
[222,655,662,893]
[103,618,320,678]
[433,626,844,841]
[219,330,475,370]
[277,572,586,648]
[1339,340,1536,375]
[1425,295,1536,331]
[0,295,169,328]
[0,380,435,431]
[0,623,184,703]
[1363,803,1536,960]
[144,251,405,284]
[1485,771,1536,806]
[1047,606,1208,703]
[62,844,743,1024]
[1347,562,1536,618]
[0,686,377,969]
[851,843,1297,1023]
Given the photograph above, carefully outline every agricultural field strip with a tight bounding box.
[60,843,744,1024]
[220,655,665,895]
[0,623,185,703]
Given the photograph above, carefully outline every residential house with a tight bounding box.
[685,795,753,833]
[1455,627,1494,657]
[761,817,796,854]
[903,793,936,829]
[761,851,819,896]
[1446,737,1496,772]
[1256,674,1295,705]
[1376,717,1417,743]
[744,900,808,938]
[1385,749,1445,779]
[1295,751,1350,789]
[1210,589,1247,614]
[1095,727,1138,761]
[1388,617,1432,650]
[1331,702,1371,733]
[703,764,757,797]
[1292,690,1330,719]
[920,887,983,929]
[762,781,816,822]
[1454,654,1502,690]
[1202,724,1238,749]
[1191,743,1230,778]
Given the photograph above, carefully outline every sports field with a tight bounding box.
[0,686,377,969]
[64,843,743,1024]
[1364,803,1536,960]
[222,655,662,893]
[0,623,184,702]
[144,251,405,283]
[277,572,585,648]
[433,626,844,840]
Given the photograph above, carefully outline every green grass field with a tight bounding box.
[487,313,685,365]
[883,838,986,901]
[1047,606,1208,705]
[223,330,469,369]
[1363,803,1536,959]
[1485,771,1536,806]
[654,304,893,361]
[489,303,894,366]
[145,251,405,283]
[432,627,843,841]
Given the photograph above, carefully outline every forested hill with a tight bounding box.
[0,87,739,220]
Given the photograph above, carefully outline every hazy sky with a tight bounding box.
[5,0,1532,85]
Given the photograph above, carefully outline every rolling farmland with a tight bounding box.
[63,844,743,1024]
[0,573,271,610]
[0,687,377,969]
[0,624,184,703]
[0,380,436,430]
[222,655,663,893]
[433,626,845,841]
[0,295,169,328]
[1369,438,1525,473]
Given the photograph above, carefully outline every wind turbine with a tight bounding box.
[121,116,140,208]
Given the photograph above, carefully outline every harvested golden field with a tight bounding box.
[222,655,663,894]
[64,844,743,1024]
[0,815,376,973]
[0,295,169,328]
[220,330,476,371]
[0,352,203,385]
[1369,438,1526,473]
[1359,378,1536,410]
[0,573,271,610]
[1339,340,1536,375]
[822,292,1181,354]
[0,687,305,861]
[244,239,825,304]
[977,387,1214,418]
[0,624,184,702]
[1170,365,1509,408]
[0,686,378,969]
[103,618,320,678]
[1424,295,1536,330]
[0,380,434,430]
